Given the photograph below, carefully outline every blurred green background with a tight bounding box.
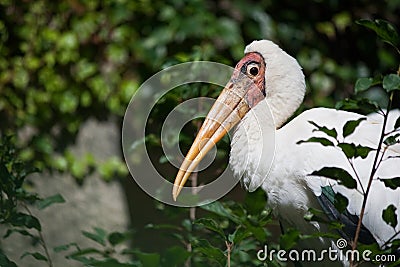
[0,0,399,266]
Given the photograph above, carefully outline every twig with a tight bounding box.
[22,203,53,267]
[225,241,233,267]
[189,171,198,221]
[384,128,400,136]
[184,86,204,267]
[375,145,388,171]
[351,93,393,265]
[381,230,400,249]
[347,158,365,194]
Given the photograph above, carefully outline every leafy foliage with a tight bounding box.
[56,189,285,267]
[311,167,357,189]
[382,205,398,229]
[379,177,400,190]
[356,19,400,52]
[1,0,400,266]
[0,136,65,265]
[299,18,400,266]
[342,118,366,138]
[0,0,399,180]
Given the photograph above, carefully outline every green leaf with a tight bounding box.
[108,232,130,246]
[383,74,400,92]
[192,239,225,265]
[3,228,36,239]
[338,143,374,159]
[67,248,103,260]
[382,204,398,228]
[308,121,338,139]
[355,144,374,159]
[53,243,79,253]
[304,208,329,224]
[244,188,267,215]
[67,249,102,259]
[335,98,378,114]
[36,194,65,210]
[357,19,400,48]
[395,116,400,129]
[343,117,366,138]
[384,133,400,146]
[228,226,251,244]
[200,201,240,223]
[194,218,226,240]
[9,213,41,231]
[354,76,382,94]
[280,228,301,250]
[246,225,268,242]
[85,258,134,267]
[82,227,107,246]
[181,219,192,232]
[311,167,357,189]
[379,177,400,190]
[21,252,48,262]
[334,192,349,214]
[0,251,18,267]
[162,246,190,266]
[145,223,181,231]
[134,251,160,267]
[355,77,373,93]
[338,143,356,158]
[58,31,78,49]
[297,137,335,147]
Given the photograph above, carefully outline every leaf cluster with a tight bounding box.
[0,135,66,266]
[298,19,400,266]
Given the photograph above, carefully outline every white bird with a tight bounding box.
[172,40,400,265]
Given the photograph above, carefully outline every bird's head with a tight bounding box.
[172,40,305,200]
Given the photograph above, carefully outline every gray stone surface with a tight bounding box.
[1,118,129,267]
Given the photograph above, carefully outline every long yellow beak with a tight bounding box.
[172,75,253,200]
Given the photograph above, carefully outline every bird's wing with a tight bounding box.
[317,185,377,244]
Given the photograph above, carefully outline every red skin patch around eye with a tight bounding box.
[233,52,266,108]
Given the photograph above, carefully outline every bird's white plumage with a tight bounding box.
[230,40,400,250]
[244,40,305,128]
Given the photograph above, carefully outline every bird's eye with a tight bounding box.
[246,64,259,76]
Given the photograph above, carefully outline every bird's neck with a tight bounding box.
[264,76,305,129]
[229,101,275,191]
[229,102,321,230]
[228,89,304,191]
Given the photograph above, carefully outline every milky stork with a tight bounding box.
[172,40,400,264]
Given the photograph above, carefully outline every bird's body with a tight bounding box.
[231,106,400,246]
[173,40,400,265]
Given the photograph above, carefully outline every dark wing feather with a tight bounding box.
[317,186,377,245]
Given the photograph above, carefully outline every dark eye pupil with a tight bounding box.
[250,67,258,76]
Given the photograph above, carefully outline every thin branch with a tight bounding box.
[189,87,204,222]
[381,230,400,249]
[351,93,393,260]
[225,241,233,267]
[347,158,365,194]
[185,86,204,267]
[22,203,53,267]
[384,128,400,136]
[377,107,385,116]
[375,145,388,172]
[184,170,198,267]
[189,171,198,221]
